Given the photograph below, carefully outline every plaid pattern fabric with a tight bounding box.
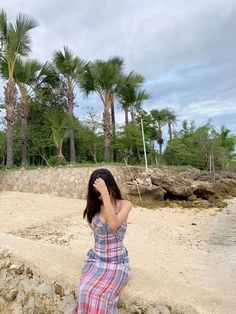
[73,213,131,313]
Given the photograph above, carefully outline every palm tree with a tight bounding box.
[119,83,150,164]
[53,47,84,164]
[111,72,145,161]
[130,89,150,124]
[45,108,76,165]
[79,57,125,162]
[163,108,177,141]
[150,109,168,162]
[118,74,147,125]
[0,9,39,165]
[110,97,117,162]
[13,59,57,166]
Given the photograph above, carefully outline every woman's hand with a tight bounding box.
[93,178,109,197]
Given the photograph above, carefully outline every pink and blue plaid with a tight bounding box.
[73,213,131,314]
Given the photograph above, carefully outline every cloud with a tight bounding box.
[0,0,235,136]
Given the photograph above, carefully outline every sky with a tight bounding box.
[0,0,236,141]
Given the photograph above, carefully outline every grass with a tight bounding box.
[0,161,235,172]
[0,162,128,172]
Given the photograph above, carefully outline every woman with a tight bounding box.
[73,168,132,314]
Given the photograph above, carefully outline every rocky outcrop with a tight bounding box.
[0,248,76,314]
[127,168,236,208]
[0,165,235,209]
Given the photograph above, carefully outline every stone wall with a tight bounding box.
[0,166,134,199]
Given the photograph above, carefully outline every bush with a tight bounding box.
[48,156,59,166]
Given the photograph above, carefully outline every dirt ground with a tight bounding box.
[0,191,236,314]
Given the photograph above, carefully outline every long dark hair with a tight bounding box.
[83,168,122,223]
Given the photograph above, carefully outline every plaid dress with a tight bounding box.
[72,212,131,314]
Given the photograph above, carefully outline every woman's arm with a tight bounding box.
[103,193,132,231]
[93,178,132,232]
[87,221,93,230]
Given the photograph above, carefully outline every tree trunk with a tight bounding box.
[151,140,158,165]
[56,147,66,165]
[130,105,136,124]
[103,105,111,162]
[21,116,28,166]
[69,129,76,163]
[67,85,76,163]
[136,147,141,164]
[125,147,132,164]
[168,120,172,141]
[6,122,14,166]
[111,99,116,162]
[125,108,129,125]
[159,143,163,162]
[20,98,30,167]
[157,123,163,163]
[5,78,17,166]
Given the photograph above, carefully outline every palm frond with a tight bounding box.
[15,13,39,55]
[0,9,7,45]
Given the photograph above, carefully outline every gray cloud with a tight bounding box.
[0,0,236,137]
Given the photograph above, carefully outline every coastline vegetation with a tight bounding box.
[0,9,235,171]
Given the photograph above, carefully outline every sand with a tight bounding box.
[0,191,236,314]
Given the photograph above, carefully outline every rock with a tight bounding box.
[146,304,171,314]
[151,175,194,197]
[3,288,18,301]
[187,195,197,201]
[0,245,10,255]
[192,200,210,209]
[54,283,65,297]
[25,267,34,278]
[127,168,236,209]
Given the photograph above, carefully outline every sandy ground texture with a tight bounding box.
[0,191,236,314]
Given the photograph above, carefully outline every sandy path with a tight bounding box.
[0,191,236,313]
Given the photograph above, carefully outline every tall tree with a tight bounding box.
[79,107,103,163]
[150,109,168,162]
[2,59,57,166]
[163,108,177,141]
[110,97,117,162]
[129,89,150,124]
[53,46,84,163]
[79,57,124,162]
[118,74,148,125]
[0,9,39,165]
[110,72,145,161]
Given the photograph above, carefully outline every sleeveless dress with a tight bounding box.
[72,211,132,314]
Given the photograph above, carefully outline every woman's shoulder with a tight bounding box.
[116,199,133,213]
[120,199,132,206]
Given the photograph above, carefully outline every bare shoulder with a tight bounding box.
[121,199,132,208]
[117,199,133,212]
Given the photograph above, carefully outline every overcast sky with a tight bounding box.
[0,0,236,139]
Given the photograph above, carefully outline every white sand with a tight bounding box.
[0,191,235,314]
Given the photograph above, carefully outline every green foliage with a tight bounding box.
[45,108,75,150]
[164,120,236,170]
[73,112,104,163]
[0,9,39,77]
[79,57,125,100]
[0,11,235,170]
[111,124,145,163]
[48,156,59,166]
